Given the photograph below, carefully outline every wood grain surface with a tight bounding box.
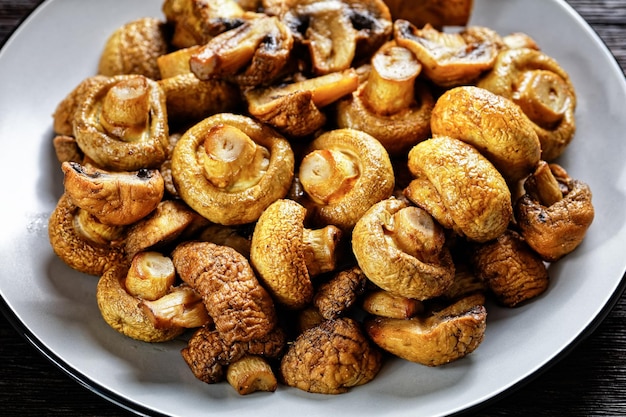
[0,1,625,416]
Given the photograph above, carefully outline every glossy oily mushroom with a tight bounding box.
[298,128,395,230]
[73,75,169,171]
[477,48,577,161]
[335,42,434,157]
[430,86,541,183]
[352,198,455,300]
[394,20,501,87]
[404,136,512,243]
[384,0,474,28]
[171,113,295,225]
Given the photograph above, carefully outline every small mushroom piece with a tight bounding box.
[48,194,127,276]
[190,14,294,87]
[313,266,368,320]
[52,135,83,164]
[172,241,278,342]
[430,86,541,183]
[171,113,295,225]
[361,289,423,319]
[335,42,435,157]
[96,263,184,342]
[384,0,473,29]
[404,136,512,243]
[352,198,455,300]
[514,162,594,262]
[470,229,549,307]
[245,69,359,138]
[124,251,176,301]
[298,128,395,230]
[364,293,487,366]
[73,75,169,171]
[140,284,212,329]
[394,20,501,87]
[477,48,577,161]
[61,162,164,226]
[280,317,382,394]
[250,199,342,309]
[226,355,278,395]
[98,17,169,80]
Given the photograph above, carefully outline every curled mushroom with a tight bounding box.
[384,0,473,29]
[280,317,382,394]
[352,198,455,300]
[514,162,594,262]
[430,86,541,183]
[73,75,169,171]
[404,136,512,243]
[171,113,295,225]
[313,266,368,320]
[250,199,342,309]
[477,48,577,161]
[335,41,434,157]
[364,293,487,366]
[471,229,549,307]
[61,162,164,226]
[298,128,395,230]
[394,20,501,87]
[98,17,169,80]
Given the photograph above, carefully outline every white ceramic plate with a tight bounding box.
[1,0,625,416]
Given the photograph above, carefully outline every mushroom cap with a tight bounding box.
[250,199,314,309]
[96,262,184,342]
[352,198,455,300]
[171,113,295,225]
[430,86,541,183]
[300,128,395,230]
[52,75,109,137]
[280,317,382,394]
[405,136,512,243]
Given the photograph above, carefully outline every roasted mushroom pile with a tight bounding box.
[47,0,594,397]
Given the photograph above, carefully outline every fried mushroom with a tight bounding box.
[313,266,368,320]
[384,0,473,29]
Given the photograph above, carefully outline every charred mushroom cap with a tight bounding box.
[73,75,170,171]
[514,162,594,262]
[335,42,434,157]
[52,75,110,137]
[352,198,455,300]
[430,86,541,183]
[268,0,392,75]
[477,48,577,161]
[250,199,342,309]
[280,317,382,394]
[162,0,248,48]
[97,17,169,80]
[171,113,295,225]
[404,136,512,243]
[384,0,474,29]
[189,14,294,87]
[394,20,501,87]
[364,293,487,366]
[96,263,185,342]
[48,194,127,276]
[245,69,359,138]
[298,128,395,230]
[470,229,549,307]
[172,241,278,342]
[61,162,164,226]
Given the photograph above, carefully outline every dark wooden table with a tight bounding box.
[1,1,625,416]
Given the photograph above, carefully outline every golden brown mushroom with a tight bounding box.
[280,317,382,394]
[514,162,594,262]
[477,48,577,161]
[361,289,424,319]
[140,284,212,329]
[364,293,486,366]
[394,20,501,87]
[430,86,541,183]
[313,266,368,320]
[52,135,83,164]
[352,198,455,300]
[98,17,169,80]
[335,41,434,157]
[250,199,342,309]
[226,355,278,394]
[124,251,176,301]
[384,0,473,29]
[298,128,395,230]
[404,136,512,242]
[73,75,170,171]
[171,113,295,225]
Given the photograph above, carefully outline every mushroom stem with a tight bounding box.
[514,70,570,128]
[524,161,564,207]
[389,206,445,264]
[226,355,278,395]
[299,149,359,205]
[125,251,176,301]
[140,285,211,329]
[361,44,421,115]
[302,225,342,277]
[74,208,126,246]
[100,76,151,141]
